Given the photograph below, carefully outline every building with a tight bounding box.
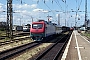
[0,22,7,30]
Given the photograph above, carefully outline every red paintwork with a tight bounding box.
[30,21,45,33]
[70,27,74,31]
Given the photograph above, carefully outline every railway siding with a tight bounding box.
[31,31,72,60]
[0,39,33,52]
[8,43,52,60]
[0,31,71,60]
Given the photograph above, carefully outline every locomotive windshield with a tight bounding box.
[32,24,43,29]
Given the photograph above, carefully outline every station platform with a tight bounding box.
[61,30,90,60]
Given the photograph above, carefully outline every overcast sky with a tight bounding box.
[0,0,90,27]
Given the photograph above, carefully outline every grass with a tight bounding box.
[0,39,33,52]
[0,30,11,42]
[0,30,6,36]
[81,32,90,38]
[0,38,11,42]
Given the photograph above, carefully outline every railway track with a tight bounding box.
[0,32,30,46]
[0,31,72,60]
[0,35,59,60]
[13,32,30,38]
[0,41,40,60]
[0,33,64,60]
[30,31,72,60]
[0,31,30,40]
[0,35,30,46]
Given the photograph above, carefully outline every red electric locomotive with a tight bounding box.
[30,20,46,41]
[30,20,56,41]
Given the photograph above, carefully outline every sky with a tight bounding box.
[0,0,90,27]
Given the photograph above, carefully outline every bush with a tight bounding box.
[0,28,5,31]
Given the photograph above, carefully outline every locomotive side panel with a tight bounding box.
[45,24,56,37]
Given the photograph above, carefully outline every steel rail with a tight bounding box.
[35,32,70,60]
[53,32,72,60]
[0,41,40,60]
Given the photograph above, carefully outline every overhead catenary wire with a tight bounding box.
[16,0,26,4]
[78,0,82,10]
[61,0,67,26]
[36,0,50,20]
[76,0,83,18]
[41,0,55,14]
[36,0,55,21]
[21,0,22,4]
[42,0,59,22]
[37,0,39,4]
[53,0,64,11]
[77,0,83,19]
[44,2,57,20]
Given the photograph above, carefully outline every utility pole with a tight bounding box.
[31,16,33,22]
[65,0,66,26]
[58,14,60,25]
[6,0,13,39]
[20,18,21,26]
[75,11,77,30]
[62,0,67,26]
[85,0,87,30]
[75,0,77,30]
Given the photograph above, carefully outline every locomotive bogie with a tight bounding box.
[30,33,45,41]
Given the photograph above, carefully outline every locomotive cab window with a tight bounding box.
[32,24,43,29]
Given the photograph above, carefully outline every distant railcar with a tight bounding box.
[62,26,70,32]
[13,26,23,31]
[70,27,74,31]
[55,25,62,34]
[23,24,30,32]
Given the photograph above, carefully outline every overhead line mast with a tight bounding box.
[6,0,13,39]
[85,0,87,30]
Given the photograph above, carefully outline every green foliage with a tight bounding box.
[82,33,90,38]
[0,28,5,31]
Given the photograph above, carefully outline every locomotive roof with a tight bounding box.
[32,21,45,24]
[32,20,55,25]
